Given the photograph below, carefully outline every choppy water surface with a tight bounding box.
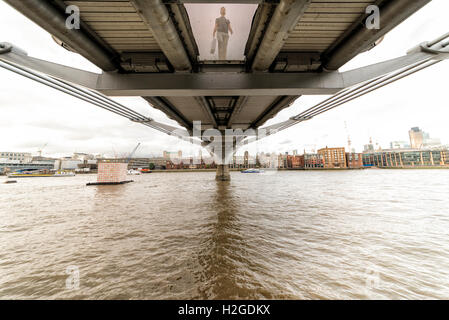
[1,170,449,299]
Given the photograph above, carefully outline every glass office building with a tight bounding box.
[363,149,449,167]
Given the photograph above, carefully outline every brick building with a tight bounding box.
[318,147,347,168]
[304,153,324,168]
[346,152,364,168]
[287,155,305,169]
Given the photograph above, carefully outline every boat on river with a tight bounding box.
[241,168,264,174]
[8,169,75,178]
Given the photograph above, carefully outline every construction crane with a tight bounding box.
[110,144,117,159]
[344,122,352,153]
[127,143,141,163]
[37,143,48,157]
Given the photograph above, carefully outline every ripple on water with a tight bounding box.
[1,170,449,299]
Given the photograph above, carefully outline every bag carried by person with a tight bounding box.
[210,37,217,54]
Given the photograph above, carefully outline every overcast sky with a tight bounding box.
[0,1,448,158]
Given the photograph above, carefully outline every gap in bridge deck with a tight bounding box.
[184,3,257,61]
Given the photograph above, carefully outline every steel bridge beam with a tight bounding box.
[250,95,299,128]
[164,1,269,3]
[96,72,343,96]
[0,39,443,97]
[168,3,199,64]
[3,0,118,72]
[323,0,432,70]
[251,0,311,71]
[245,2,275,62]
[85,50,437,96]
[130,0,192,72]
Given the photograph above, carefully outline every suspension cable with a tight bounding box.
[305,60,440,119]
[0,60,149,121]
[253,58,441,142]
[0,61,140,119]
[0,60,191,137]
[293,58,432,120]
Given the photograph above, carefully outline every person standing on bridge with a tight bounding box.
[213,7,233,60]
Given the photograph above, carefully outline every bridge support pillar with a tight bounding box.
[216,164,230,181]
[215,133,231,181]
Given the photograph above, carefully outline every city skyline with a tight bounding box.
[2,124,445,162]
[1,124,445,160]
[1,1,449,158]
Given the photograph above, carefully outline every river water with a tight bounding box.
[1,170,449,299]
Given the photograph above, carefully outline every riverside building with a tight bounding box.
[363,148,449,168]
[318,147,347,169]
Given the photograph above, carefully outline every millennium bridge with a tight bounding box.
[1,0,448,180]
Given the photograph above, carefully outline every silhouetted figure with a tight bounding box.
[213,7,233,60]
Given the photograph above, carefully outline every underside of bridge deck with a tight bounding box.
[1,0,435,180]
[3,0,432,133]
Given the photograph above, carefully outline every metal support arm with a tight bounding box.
[1,33,448,146]
[1,35,448,97]
[0,43,99,89]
